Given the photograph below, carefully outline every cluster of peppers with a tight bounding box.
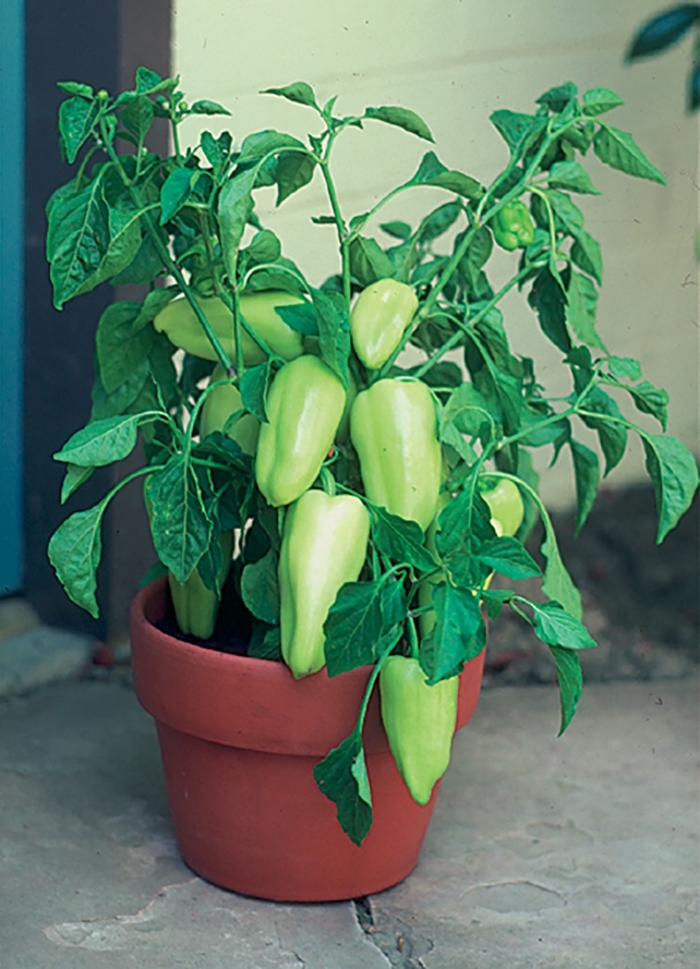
[154,279,524,806]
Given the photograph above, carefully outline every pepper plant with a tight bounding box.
[47,70,698,845]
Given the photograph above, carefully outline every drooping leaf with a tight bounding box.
[528,600,597,649]
[160,166,196,224]
[528,267,571,352]
[368,505,437,573]
[310,288,351,386]
[577,387,628,475]
[47,502,106,618]
[58,96,100,163]
[540,511,582,619]
[96,301,155,393]
[218,167,257,276]
[348,236,395,286]
[420,582,485,685]
[549,645,583,735]
[567,271,604,350]
[639,432,699,542]
[625,380,669,430]
[323,580,384,677]
[364,105,434,142]
[145,455,212,584]
[570,439,599,534]
[241,549,280,623]
[313,732,373,846]
[47,175,110,309]
[593,124,666,184]
[239,361,272,422]
[476,536,541,581]
[60,464,95,505]
[570,231,603,285]
[274,150,317,205]
[490,110,547,155]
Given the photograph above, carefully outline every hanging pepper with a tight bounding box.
[278,489,370,678]
[350,378,441,531]
[167,531,234,640]
[153,291,305,364]
[491,199,535,251]
[200,364,260,455]
[350,278,418,370]
[255,355,346,507]
[379,655,459,805]
[480,477,524,537]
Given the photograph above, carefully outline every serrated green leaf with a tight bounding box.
[313,732,373,846]
[48,503,105,618]
[241,548,280,623]
[639,432,699,542]
[593,124,666,184]
[364,105,434,142]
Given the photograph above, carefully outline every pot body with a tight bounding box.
[130,578,485,902]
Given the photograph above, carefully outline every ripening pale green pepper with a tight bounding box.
[255,355,346,507]
[350,278,418,370]
[168,530,234,640]
[153,291,305,364]
[350,378,441,531]
[379,655,459,805]
[279,489,370,678]
[200,364,260,455]
[491,199,535,251]
[480,478,524,537]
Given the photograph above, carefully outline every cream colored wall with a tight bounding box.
[173,0,698,509]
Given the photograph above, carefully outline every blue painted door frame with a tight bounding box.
[0,0,24,596]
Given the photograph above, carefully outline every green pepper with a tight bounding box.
[200,364,260,455]
[480,478,524,537]
[350,378,441,531]
[279,489,370,678]
[350,278,418,370]
[167,531,234,640]
[492,199,535,251]
[153,291,305,364]
[255,355,346,507]
[379,655,459,805]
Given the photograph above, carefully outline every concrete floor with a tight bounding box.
[0,674,697,968]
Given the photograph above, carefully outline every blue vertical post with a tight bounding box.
[0,0,24,595]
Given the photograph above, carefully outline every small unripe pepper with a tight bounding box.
[480,477,524,537]
[350,278,418,370]
[350,378,441,531]
[167,531,234,640]
[153,291,304,364]
[492,199,535,251]
[379,655,459,804]
[255,355,346,507]
[200,364,260,455]
[278,489,370,678]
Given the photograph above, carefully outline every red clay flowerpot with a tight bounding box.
[130,578,485,902]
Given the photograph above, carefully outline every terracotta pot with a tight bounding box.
[130,578,485,902]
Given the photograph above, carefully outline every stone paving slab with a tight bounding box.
[0,625,95,698]
[0,676,697,968]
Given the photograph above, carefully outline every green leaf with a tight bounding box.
[238,129,305,164]
[47,175,109,309]
[47,503,105,618]
[60,464,95,505]
[417,201,462,244]
[53,414,144,466]
[582,88,624,116]
[57,81,94,98]
[540,514,582,619]
[120,95,154,140]
[145,456,212,584]
[626,380,669,430]
[408,151,481,198]
[218,167,256,274]
[608,356,642,381]
[348,236,395,287]
[481,588,514,620]
[364,105,434,142]
[112,228,166,285]
[626,8,700,60]
[96,301,155,393]
[536,82,578,112]
[490,110,547,155]
[248,623,283,661]
[323,580,384,677]
[545,189,585,238]
[570,439,599,534]
[59,96,100,163]
[381,220,412,240]
[239,361,272,422]
[476,536,541,581]
[593,124,666,184]
[528,600,596,649]
[420,582,485,685]
[135,66,174,95]
[245,228,282,265]
[548,160,600,194]
[638,432,699,542]
[262,82,319,109]
[313,732,373,846]
[577,387,628,474]
[528,267,571,352]
[310,289,351,386]
[240,549,280,623]
[274,300,319,336]
[570,231,603,285]
[160,166,195,224]
[368,505,437,572]
[273,150,316,205]
[188,99,231,116]
[567,271,604,350]
[549,645,583,735]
